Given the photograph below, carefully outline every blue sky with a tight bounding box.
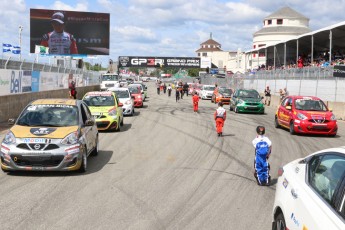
[1,0,344,66]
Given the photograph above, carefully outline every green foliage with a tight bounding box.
[188,68,201,77]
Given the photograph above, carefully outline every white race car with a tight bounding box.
[200,85,216,100]
[108,87,135,116]
[272,147,345,230]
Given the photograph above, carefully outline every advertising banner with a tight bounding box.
[30,9,110,56]
[118,56,201,68]
[31,71,40,92]
[333,65,345,78]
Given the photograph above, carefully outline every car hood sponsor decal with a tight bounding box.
[11,125,78,138]
[30,128,57,136]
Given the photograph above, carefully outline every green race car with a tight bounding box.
[83,91,124,131]
[230,89,264,114]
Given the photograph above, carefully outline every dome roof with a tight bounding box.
[264,6,309,20]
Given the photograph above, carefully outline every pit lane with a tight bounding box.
[0,82,344,229]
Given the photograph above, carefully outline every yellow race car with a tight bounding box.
[83,91,124,131]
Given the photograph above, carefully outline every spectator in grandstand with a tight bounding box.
[40,12,78,55]
[297,56,304,68]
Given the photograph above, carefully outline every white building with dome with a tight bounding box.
[196,7,311,73]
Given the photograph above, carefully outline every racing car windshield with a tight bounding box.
[114,90,130,98]
[83,95,115,107]
[239,90,260,99]
[102,74,119,81]
[128,87,140,94]
[17,105,79,127]
[295,99,327,111]
[204,86,215,91]
[219,88,232,95]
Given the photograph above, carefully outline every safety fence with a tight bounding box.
[0,58,100,96]
[199,66,345,103]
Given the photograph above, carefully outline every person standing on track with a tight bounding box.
[167,84,172,97]
[156,80,161,95]
[192,92,199,113]
[264,86,271,106]
[214,102,226,136]
[252,126,272,186]
[175,87,180,102]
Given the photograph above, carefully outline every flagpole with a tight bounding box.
[19,25,23,61]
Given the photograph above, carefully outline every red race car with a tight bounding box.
[128,86,143,108]
[275,95,337,136]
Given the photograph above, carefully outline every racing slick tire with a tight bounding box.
[91,136,99,156]
[274,117,280,128]
[234,106,238,113]
[289,121,295,135]
[273,212,286,230]
[77,148,87,173]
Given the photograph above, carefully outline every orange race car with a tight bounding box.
[211,87,233,104]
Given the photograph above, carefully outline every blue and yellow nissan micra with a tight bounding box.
[82,91,124,131]
[0,99,99,173]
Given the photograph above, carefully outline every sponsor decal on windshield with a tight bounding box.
[86,91,112,96]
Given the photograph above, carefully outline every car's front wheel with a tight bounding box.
[273,212,286,230]
[289,121,295,135]
[91,136,99,156]
[274,117,280,128]
[77,149,87,173]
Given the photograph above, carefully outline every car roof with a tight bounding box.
[108,87,129,91]
[289,95,321,100]
[31,99,77,106]
[306,146,345,159]
[84,91,115,97]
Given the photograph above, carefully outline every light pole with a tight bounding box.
[19,25,23,61]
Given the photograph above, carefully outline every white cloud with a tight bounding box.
[50,1,88,11]
[113,26,157,42]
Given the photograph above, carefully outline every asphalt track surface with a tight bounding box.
[0,82,344,230]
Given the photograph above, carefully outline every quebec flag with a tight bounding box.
[11,46,21,54]
[2,43,12,52]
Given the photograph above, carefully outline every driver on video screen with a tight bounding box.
[40,12,78,55]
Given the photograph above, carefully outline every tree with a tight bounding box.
[187,68,201,77]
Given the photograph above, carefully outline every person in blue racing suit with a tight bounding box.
[252,126,272,186]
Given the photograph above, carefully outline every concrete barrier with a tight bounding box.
[264,95,345,120]
[0,85,100,123]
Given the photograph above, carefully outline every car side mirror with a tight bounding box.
[8,118,16,125]
[85,119,94,126]
[286,105,292,110]
[118,102,123,107]
[329,108,333,112]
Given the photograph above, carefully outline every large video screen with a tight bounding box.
[30,9,110,56]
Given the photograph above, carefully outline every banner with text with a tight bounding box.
[118,56,201,68]
[333,65,345,78]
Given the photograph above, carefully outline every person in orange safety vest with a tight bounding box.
[192,92,199,112]
[214,102,226,136]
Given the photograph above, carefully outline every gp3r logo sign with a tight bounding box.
[130,58,164,66]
